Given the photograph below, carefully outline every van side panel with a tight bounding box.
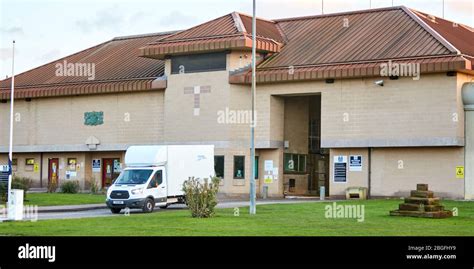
[166,145,215,196]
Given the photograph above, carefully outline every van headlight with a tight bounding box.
[131,188,144,195]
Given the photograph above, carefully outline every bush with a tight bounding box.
[47,180,58,193]
[182,176,220,218]
[90,177,99,194]
[60,180,80,194]
[0,175,33,202]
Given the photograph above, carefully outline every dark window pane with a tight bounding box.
[214,156,224,178]
[171,52,227,74]
[299,155,306,172]
[233,156,245,179]
[254,156,259,179]
[155,170,163,185]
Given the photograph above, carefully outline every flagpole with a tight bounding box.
[249,0,257,215]
[7,40,15,214]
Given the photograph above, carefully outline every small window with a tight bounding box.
[155,170,163,185]
[148,170,162,188]
[214,156,224,178]
[284,153,307,173]
[254,156,259,179]
[25,158,35,165]
[289,178,296,192]
[171,52,227,74]
[11,159,17,166]
[148,175,158,189]
[233,156,245,179]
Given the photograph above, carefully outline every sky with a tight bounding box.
[0,0,473,78]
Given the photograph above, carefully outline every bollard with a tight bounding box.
[8,189,24,221]
[262,185,268,199]
[320,186,325,200]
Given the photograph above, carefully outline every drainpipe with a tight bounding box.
[462,82,474,200]
[40,153,43,188]
[368,147,372,199]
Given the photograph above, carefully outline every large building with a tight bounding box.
[1,6,473,199]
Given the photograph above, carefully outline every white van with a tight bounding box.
[106,145,215,213]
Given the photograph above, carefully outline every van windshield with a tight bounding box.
[115,169,153,185]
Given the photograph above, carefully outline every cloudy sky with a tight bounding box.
[0,0,473,78]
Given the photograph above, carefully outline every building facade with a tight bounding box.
[1,6,473,199]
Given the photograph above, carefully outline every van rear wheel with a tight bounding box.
[143,198,154,213]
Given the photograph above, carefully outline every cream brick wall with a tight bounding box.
[256,74,463,148]
[0,91,165,149]
[370,147,464,199]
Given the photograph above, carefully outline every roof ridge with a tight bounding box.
[232,12,246,33]
[112,31,179,41]
[402,6,460,54]
[409,8,474,32]
[274,5,403,22]
[158,13,240,43]
[235,12,277,24]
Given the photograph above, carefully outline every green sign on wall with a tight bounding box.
[84,111,104,126]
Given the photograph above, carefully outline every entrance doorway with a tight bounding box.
[48,158,59,187]
[307,95,329,196]
[102,158,121,188]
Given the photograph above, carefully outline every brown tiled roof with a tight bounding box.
[140,12,284,59]
[410,9,474,57]
[0,31,176,99]
[230,55,470,84]
[230,6,473,84]
[2,6,473,98]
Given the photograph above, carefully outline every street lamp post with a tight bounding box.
[249,0,257,215]
[7,40,15,216]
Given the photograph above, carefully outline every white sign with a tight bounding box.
[264,160,273,172]
[333,156,347,183]
[349,155,362,172]
[92,159,101,172]
[0,165,9,172]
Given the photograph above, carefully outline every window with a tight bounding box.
[155,170,163,185]
[214,156,224,178]
[233,156,245,179]
[25,158,35,165]
[284,154,307,173]
[254,156,259,179]
[289,178,296,192]
[148,170,162,188]
[171,52,227,74]
[115,169,153,185]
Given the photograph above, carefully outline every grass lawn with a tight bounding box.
[24,193,106,206]
[0,199,473,236]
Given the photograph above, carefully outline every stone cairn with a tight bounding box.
[390,184,453,218]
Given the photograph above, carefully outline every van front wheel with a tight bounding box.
[143,198,154,213]
[110,208,121,214]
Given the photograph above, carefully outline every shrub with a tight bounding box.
[90,177,99,194]
[47,180,58,193]
[182,176,220,218]
[60,180,80,194]
[0,175,33,202]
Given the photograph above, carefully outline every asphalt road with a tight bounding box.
[33,199,324,220]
